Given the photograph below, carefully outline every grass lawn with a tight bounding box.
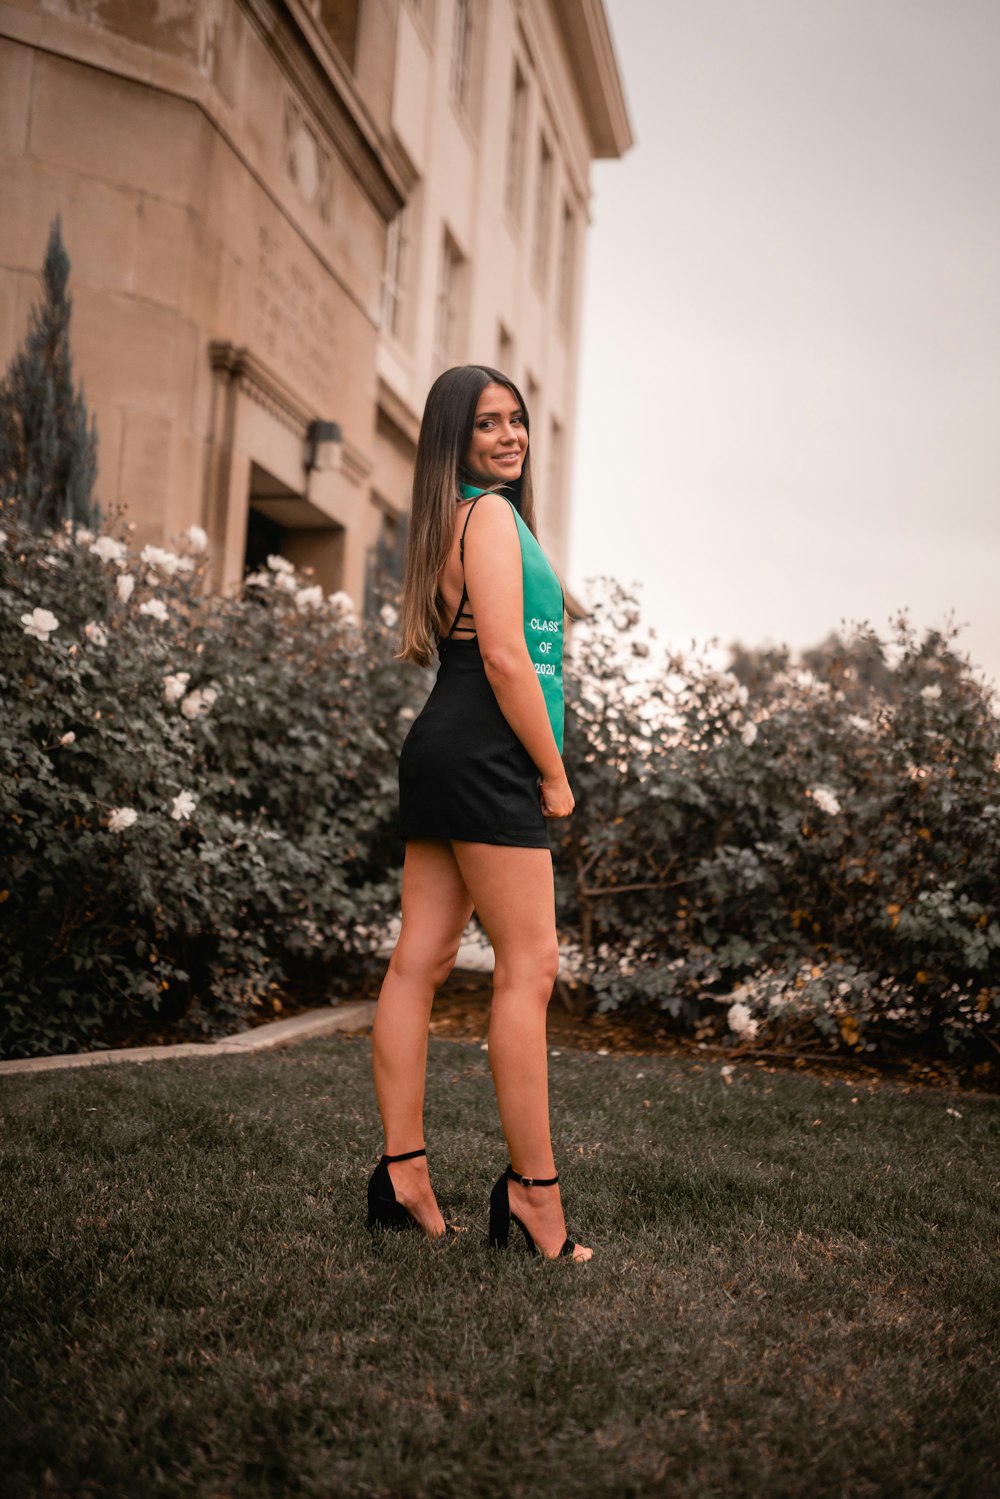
[2,1035,998,1498]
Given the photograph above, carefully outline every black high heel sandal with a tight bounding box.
[488,1164,581,1259]
[367,1147,460,1238]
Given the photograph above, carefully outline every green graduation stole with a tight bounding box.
[459,483,565,752]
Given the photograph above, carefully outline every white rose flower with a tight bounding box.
[116,572,135,603]
[84,621,108,648]
[185,524,208,552]
[163,671,191,705]
[740,721,758,746]
[89,535,127,565]
[0,528,7,548]
[75,527,95,546]
[295,584,324,611]
[848,714,872,733]
[21,607,60,642]
[140,544,184,576]
[171,790,197,821]
[180,688,217,720]
[811,786,841,816]
[244,570,271,588]
[920,683,942,701]
[59,731,76,746]
[328,590,355,619]
[398,706,416,721]
[139,599,169,622]
[107,807,138,833]
[274,571,297,593]
[727,1001,759,1040]
[380,603,399,627]
[266,554,295,574]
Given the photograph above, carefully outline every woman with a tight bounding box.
[366,364,592,1263]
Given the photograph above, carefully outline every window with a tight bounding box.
[547,416,564,527]
[364,504,407,620]
[557,201,576,330]
[315,0,360,70]
[381,207,408,342]
[434,230,466,369]
[504,63,528,221]
[497,323,515,376]
[401,0,430,28]
[526,372,541,432]
[532,135,553,287]
[450,0,473,109]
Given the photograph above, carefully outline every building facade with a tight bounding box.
[0,0,631,608]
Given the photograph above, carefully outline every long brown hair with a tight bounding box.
[398,364,538,666]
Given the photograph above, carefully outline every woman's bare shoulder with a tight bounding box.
[463,491,518,538]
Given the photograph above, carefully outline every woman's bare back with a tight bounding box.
[437,498,478,638]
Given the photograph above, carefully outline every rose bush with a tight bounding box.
[3,520,998,1061]
[1,515,424,1057]
[556,580,1000,1059]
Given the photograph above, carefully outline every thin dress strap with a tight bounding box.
[442,496,482,640]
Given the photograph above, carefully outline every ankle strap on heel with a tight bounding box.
[508,1166,559,1188]
[384,1148,426,1163]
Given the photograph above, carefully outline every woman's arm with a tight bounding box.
[462,495,573,817]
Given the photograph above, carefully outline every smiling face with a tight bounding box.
[463,382,528,485]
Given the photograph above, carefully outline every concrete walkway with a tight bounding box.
[0,1001,376,1078]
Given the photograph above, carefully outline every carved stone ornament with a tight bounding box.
[283,94,334,223]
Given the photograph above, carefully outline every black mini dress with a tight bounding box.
[397,489,565,849]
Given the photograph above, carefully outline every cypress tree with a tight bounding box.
[0,214,100,532]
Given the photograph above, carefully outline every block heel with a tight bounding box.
[366,1147,460,1238]
[487,1164,580,1260]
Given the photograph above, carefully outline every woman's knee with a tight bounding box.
[495,936,561,998]
[390,940,460,991]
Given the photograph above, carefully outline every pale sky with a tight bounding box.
[569,0,1000,699]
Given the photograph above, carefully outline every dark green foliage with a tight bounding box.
[0,527,420,1058]
[2,523,998,1061]
[1,1038,997,1497]
[0,215,99,533]
[557,581,1000,1055]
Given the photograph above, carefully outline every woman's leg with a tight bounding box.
[449,841,592,1261]
[371,838,474,1235]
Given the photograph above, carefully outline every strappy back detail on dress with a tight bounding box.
[439,496,482,641]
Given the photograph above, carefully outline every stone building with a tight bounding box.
[0,0,631,609]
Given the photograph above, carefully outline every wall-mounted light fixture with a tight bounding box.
[304,419,342,473]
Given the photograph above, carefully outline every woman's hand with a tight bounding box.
[540,772,575,819]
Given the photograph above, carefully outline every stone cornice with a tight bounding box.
[210,340,371,480]
[239,0,406,221]
[211,339,314,434]
[0,0,406,222]
[547,0,633,160]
